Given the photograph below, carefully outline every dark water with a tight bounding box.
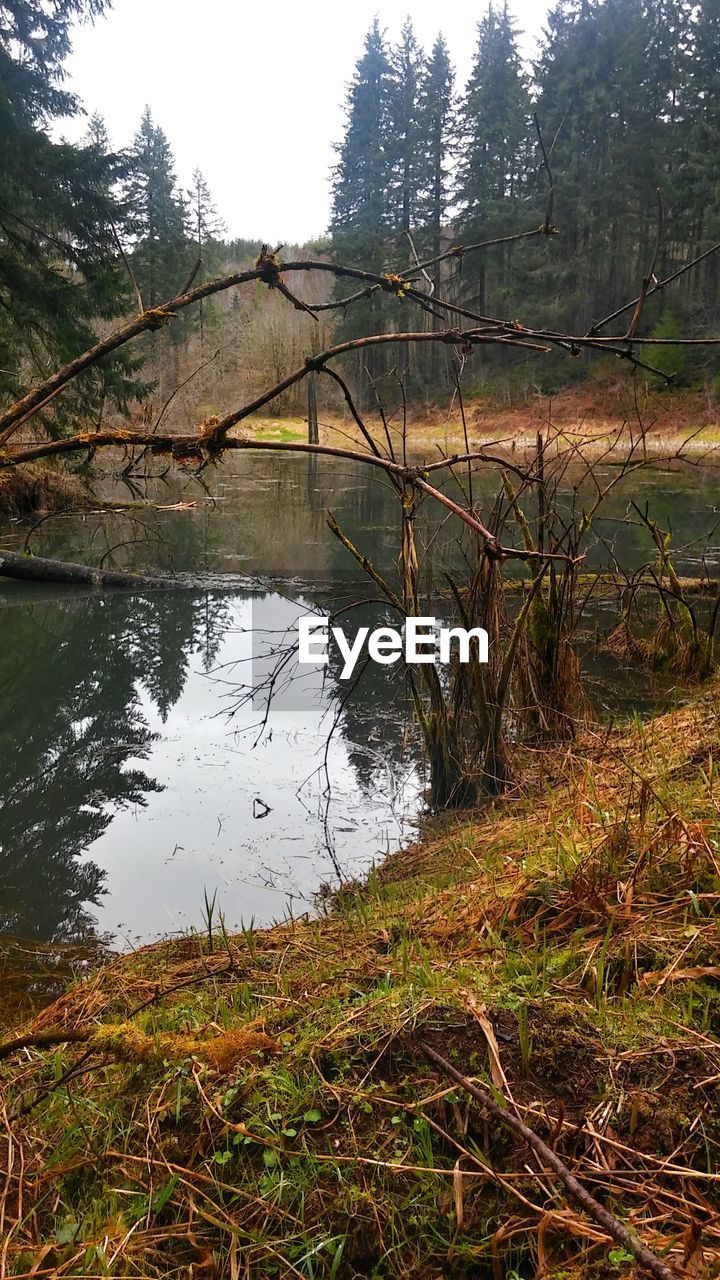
[1,452,719,953]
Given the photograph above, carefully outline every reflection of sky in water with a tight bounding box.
[93,596,421,946]
[0,580,421,949]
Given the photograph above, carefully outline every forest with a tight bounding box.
[330,1,720,389]
[6,0,720,432]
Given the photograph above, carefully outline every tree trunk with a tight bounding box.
[307,371,319,444]
[0,550,176,590]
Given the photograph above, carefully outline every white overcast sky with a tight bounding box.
[62,1,551,244]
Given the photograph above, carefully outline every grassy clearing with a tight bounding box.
[233,412,720,462]
[1,696,720,1277]
[230,378,720,458]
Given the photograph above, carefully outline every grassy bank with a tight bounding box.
[1,695,720,1278]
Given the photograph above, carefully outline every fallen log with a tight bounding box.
[0,548,175,590]
[0,1022,278,1070]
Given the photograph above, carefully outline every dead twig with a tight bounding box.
[417,1039,681,1280]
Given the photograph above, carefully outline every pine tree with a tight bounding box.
[687,0,720,325]
[0,0,141,429]
[534,0,658,330]
[126,107,192,309]
[417,35,456,286]
[415,34,456,386]
[331,18,393,257]
[84,111,111,153]
[188,168,226,347]
[643,0,694,125]
[189,168,225,260]
[458,4,531,216]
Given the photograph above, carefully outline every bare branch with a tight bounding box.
[587,236,720,336]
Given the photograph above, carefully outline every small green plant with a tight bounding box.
[200,886,218,953]
[647,308,690,383]
[608,1246,634,1266]
[594,921,614,1016]
[517,1003,532,1077]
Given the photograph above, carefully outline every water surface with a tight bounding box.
[1,451,719,950]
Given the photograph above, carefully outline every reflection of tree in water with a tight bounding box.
[130,594,226,722]
[322,609,419,799]
[0,591,230,943]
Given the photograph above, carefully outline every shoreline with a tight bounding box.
[2,691,719,1276]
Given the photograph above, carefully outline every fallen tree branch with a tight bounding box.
[0,244,548,445]
[0,1028,88,1060]
[417,1039,681,1280]
[0,1022,277,1068]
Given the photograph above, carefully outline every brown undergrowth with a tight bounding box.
[0,465,82,519]
[1,695,719,1277]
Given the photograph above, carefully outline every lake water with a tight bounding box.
[1,450,719,953]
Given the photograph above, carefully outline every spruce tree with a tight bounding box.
[534,0,658,329]
[330,19,394,372]
[84,111,111,153]
[456,3,532,315]
[126,107,192,309]
[687,0,720,324]
[0,0,141,428]
[189,169,225,260]
[417,33,456,277]
[416,34,456,385]
[387,18,425,249]
[188,168,226,348]
[458,4,531,216]
[331,18,393,258]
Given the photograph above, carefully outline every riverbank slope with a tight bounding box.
[1,692,719,1277]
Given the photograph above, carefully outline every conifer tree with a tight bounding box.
[535,0,660,329]
[456,3,532,314]
[415,34,456,386]
[126,107,192,309]
[189,168,225,260]
[188,168,226,347]
[417,35,456,286]
[84,111,111,153]
[687,0,720,324]
[458,4,531,218]
[330,19,394,371]
[387,18,425,249]
[330,18,393,259]
[0,0,141,428]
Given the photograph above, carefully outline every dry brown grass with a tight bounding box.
[1,693,719,1277]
